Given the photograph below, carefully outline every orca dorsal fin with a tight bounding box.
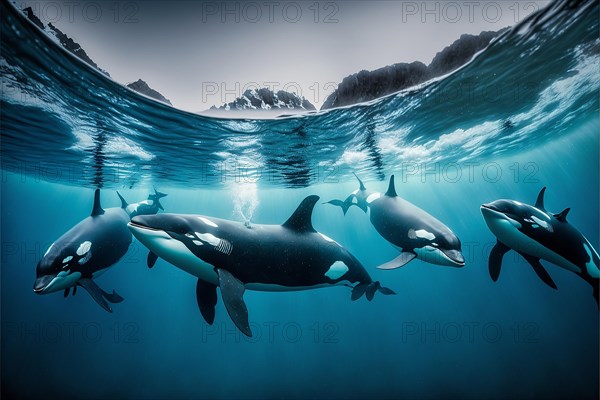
[91,189,105,216]
[116,191,128,209]
[282,195,319,233]
[385,175,397,197]
[353,172,366,191]
[535,187,547,211]
[554,208,570,222]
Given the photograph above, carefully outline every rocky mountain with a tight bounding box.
[22,7,110,77]
[321,30,505,110]
[208,88,316,114]
[21,7,172,105]
[126,79,172,105]
[427,31,502,77]
[321,61,429,110]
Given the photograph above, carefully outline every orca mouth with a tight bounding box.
[480,204,508,219]
[481,204,519,219]
[442,249,465,267]
[481,204,499,212]
[128,220,162,232]
[33,275,54,293]
[480,204,523,230]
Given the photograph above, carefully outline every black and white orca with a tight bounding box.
[327,174,465,269]
[481,187,599,306]
[118,187,167,218]
[325,172,369,215]
[34,189,129,312]
[128,195,394,337]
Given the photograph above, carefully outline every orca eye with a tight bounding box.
[185,233,195,239]
[431,242,439,247]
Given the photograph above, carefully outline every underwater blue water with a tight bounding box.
[1,0,599,398]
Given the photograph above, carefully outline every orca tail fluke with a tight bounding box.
[324,199,351,215]
[351,281,395,301]
[324,194,357,216]
[153,186,168,198]
[149,187,168,211]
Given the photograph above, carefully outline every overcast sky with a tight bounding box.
[21,0,551,112]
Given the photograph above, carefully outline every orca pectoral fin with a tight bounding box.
[351,283,368,301]
[73,285,77,296]
[217,269,252,337]
[489,241,510,282]
[63,287,70,298]
[518,253,557,290]
[147,252,158,268]
[581,276,599,308]
[78,278,112,313]
[376,252,416,270]
[196,279,218,325]
[101,289,125,303]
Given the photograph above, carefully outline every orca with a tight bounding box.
[325,172,369,215]
[128,195,394,337]
[481,187,599,307]
[118,187,167,218]
[327,174,465,269]
[34,189,129,312]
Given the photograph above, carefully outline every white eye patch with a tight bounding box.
[76,241,92,256]
[531,216,553,231]
[408,229,436,241]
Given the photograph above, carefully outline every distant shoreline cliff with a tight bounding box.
[22,7,172,106]
[321,30,504,110]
